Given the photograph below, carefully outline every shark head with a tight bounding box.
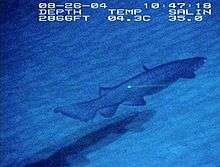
[165,57,207,80]
[176,57,207,79]
[176,57,206,72]
[189,57,207,72]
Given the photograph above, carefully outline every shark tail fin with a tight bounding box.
[54,101,98,122]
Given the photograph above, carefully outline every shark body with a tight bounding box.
[54,57,206,122]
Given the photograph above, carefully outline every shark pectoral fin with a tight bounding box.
[182,72,196,79]
[99,86,114,96]
[99,105,118,118]
[124,97,146,106]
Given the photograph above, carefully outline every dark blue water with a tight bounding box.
[1,0,220,166]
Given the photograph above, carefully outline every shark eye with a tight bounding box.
[127,85,132,89]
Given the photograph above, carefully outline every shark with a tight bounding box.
[54,57,206,122]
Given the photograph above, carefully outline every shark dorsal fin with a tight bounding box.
[99,86,114,96]
[143,65,150,72]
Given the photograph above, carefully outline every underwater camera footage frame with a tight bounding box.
[0,1,220,167]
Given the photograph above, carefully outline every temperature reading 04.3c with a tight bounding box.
[107,9,151,22]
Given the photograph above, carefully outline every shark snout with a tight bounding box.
[193,57,207,71]
[199,57,207,63]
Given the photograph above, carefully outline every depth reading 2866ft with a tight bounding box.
[38,2,212,22]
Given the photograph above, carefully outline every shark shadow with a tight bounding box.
[24,110,156,167]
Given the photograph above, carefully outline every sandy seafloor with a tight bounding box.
[0,0,220,166]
